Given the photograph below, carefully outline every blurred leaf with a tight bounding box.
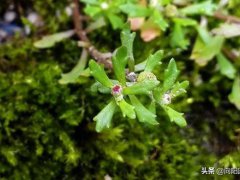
[196,26,211,43]
[121,28,136,71]
[173,18,197,26]
[94,99,117,132]
[217,53,236,79]
[129,95,158,125]
[152,10,168,31]
[163,59,179,91]
[170,81,189,98]
[84,5,101,17]
[144,50,164,72]
[34,30,74,48]
[80,0,99,5]
[162,105,187,127]
[118,99,136,119]
[89,60,113,88]
[180,1,217,16]
[91,82,111,94]
[212,23,240,38]
[229,76,240,110]
[120,4,151,17]
[191,36,224,66]
[123,80,159,95]
[112,46,128,85]
[59,49,88,84]
[170,23,188,49]
[148,101,156,114]
[86,17,106,32]
[107,13,124,29]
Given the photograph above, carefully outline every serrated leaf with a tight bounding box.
[112,46,128,85]
[217,53,236,79]
[162,105,187,127]
[94,100,117,132]
[212,23,240,38]
[228,76,240,110]
[180,1,217,16]
[170,23,188,49]
[118,99,136,119]
[120,4,151,17]
[163,59,179,92]
[144,50,164,72]
[191,36,224,66]
[34,30,74,48]
[123,80,159,95]
[129,95,158,125]
[89,60,113,88]
[170,81,189,98]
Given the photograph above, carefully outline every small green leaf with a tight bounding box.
[112,46,128,85]
[91,82,111,94]
[229,76,240,110]
[217,53,236,79]
[121,28,136,71]
[170,81,189,98]
[196,26,211,44]
[162,105,187,127]
[180,1,217,16]
[191,36,224,66]
[84,5,101,17]
[120,4,151,17]
[129,95,158,125]
[118,99,136,119]
[34,30,74,48]
[170,23,188,49]
[144,50,164,72]
[89,60,113,88]
[152,10,168,31]
[94,100,117,132]
[163,59,179,92]
[59,49,88,84]
[173,18,197,26]
[107,13,124,29]
[123,80,159,95]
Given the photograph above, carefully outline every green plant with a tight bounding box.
[89,28,188,132]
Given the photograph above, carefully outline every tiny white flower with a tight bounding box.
[101,2,109,10]
[162,93,171,105]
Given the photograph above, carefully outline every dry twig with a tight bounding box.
[72,0,112,69]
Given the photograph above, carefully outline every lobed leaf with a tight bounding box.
[129,96,158,125]
[144,50,164,72]
[94,99,117,132]
[163,59,179,92]
[170,81,189,98]
[118,99,136,119]
[89,60,113,88]
[162,105,187,127]
[112,46,128,85]
[123,80,159,95]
